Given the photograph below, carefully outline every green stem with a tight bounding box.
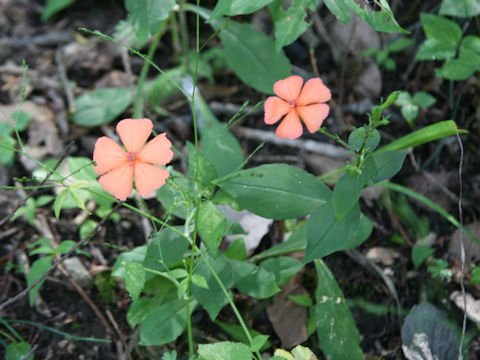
[317,127,352,150]
[133,20,168,118]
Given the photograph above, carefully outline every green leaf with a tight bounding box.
[140,299,191,345]
[55,240,76,255]
[436,35,480,80]
[191,254,234,320]
[230,260,280,299]
[27,256,53,306]
[323,0,351,23]
[198,201,227,258]
[219,164,332,220]
[143,227,190,270]
[253,224,306,261]
[192,274,209,289]
[471,266,480,285]
[196,94,245,177]
[156,171,189,219]
[288,294,314,307]
[305,202,362,262]
[187,142,218,193]
[348,126,380,153]
[6,341,33,360]
[314,259,363,360]
[350,0,408,34]
[70,88,132,127]
[415,14,461,61]
[12,110,31,131]
[395,91,419,124]
[250,334,270,353]
[112,245,147,279]
[439,0,480,17]
[412,91,436,108]
[291,345,319,359]
[125,0,175,46]
[378,120,462,152]
[42,0,76,21]
[362,150,408,184]
[198,341,252,360]
[225,238,247,261]
[216,320,271,351]
[69,188,88,212]
[260,257,303,286]
[53,189,69,219]
[387,37,414,52]
[204,9,291,93]
[411,245,434,269]
[333,172,364,220]
[125,261,145,301]
[210,0,274,18]
[0,133,16,166]
[270,0,318,51]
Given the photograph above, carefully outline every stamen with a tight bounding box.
[126,151,136,163]
[289,99,298,108]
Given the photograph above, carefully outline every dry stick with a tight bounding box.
[0,141,75,228]
[0,202,122,312]
[55,48,76,114]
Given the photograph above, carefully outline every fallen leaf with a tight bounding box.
[267,274,308,349]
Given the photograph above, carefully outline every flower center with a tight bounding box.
[126,151,137,166]
[289,99,298,108]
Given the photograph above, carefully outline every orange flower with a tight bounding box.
[93,118,173,201]
[264,75,331,139]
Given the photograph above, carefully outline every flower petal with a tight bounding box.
[297,78,332,106]
[264,96,290,125]
[134,162,170,197]
[137,133,173,166]
[297,104,330,133]
[275,110,303,139]
[98,163,134,201]
[93,137,127,175]
[273,75,303,102]
[116,118,153,152]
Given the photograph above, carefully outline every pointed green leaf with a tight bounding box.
[125,261,145,301]
[219,164,332,220]
[198,201,227,258]
[333,172,364,220]
[53,189,69,219]
[198,341,252,360]
[27,256,53,306]
[315,259,362,359]
[378,120,462,152]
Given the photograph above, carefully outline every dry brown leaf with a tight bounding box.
[267,274,308,349]
[448,222,480,264]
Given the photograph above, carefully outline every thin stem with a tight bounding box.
[317,127,352,150]
[133,20,168,118]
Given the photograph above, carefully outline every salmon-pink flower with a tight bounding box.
[93,118,173,201]
[264,75,332,139]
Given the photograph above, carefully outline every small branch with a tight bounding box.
[0,141,74,228]
[55,48,76,113]
[233,126,352,160]
[0,202,122,312]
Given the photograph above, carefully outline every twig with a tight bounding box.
[55,48,76,113]
[345,249,402,314]
[233,126,352,160]
[0,202,121,312]
[0,32,72,49]
[0,141,74,228]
